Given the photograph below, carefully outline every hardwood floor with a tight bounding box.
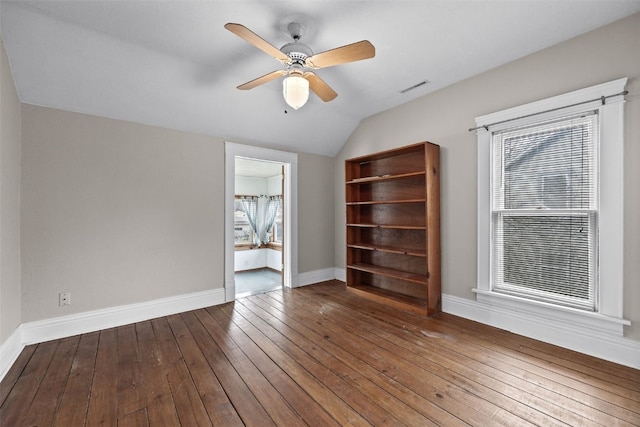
[1,280,639,426]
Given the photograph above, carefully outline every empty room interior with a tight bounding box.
[1,1,639,425]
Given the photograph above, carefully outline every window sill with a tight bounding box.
[234,244,260,251]
[472,288,629,337]
[234,244,283,251]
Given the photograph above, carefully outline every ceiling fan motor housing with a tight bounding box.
[281,22,313,67]
[281,43,313,61]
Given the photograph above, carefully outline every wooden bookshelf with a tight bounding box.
[345,141,441,316]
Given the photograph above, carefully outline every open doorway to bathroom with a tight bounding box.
[234,158,284,298]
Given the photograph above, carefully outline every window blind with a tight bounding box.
[491,113,598,310]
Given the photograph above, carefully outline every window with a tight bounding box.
[492,114,597,310]
[234,196,282,246]
[475,78,628,333]
[234,198,253,245]
[271,202,283,245]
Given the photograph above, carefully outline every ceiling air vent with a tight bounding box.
[400,80,429,94]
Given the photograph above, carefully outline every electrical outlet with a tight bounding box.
[59,292,71,306]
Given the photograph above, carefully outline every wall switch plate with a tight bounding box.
[59,292,71,306]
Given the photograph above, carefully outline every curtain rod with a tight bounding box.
[469,90,628,132]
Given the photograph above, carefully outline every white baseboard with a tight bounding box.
[5,280,636,383]
[443,293,640,369]
[22,288,226,346]
[296,268,337,287]
[334,267,346,282]
[225,281,236,302]
[0,325,25,382]
[0,287,227,382]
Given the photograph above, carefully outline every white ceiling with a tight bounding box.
[236,157,282,178]
[2,1,639,157]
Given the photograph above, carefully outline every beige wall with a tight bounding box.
[21,106,224,322]
[0,37,22,342]
[335,13,640,338]
[298,152,335,273]
[20,105,336,323]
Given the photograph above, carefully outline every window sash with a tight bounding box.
[492,211,597,310]
[490,113,598,311]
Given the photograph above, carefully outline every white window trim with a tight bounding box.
[475,78,629,335]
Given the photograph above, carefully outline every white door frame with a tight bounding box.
[224,142,298,302]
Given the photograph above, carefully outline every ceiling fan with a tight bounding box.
[225,22,375,110]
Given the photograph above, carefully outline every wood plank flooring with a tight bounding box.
[1,280,639,426]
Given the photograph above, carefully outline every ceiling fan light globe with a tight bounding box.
[283,76,309,110]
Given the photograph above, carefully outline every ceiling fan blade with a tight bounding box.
[225,23,290,64]
[238,70,287,90]
[303,72,338,102]
[305,40,375,69]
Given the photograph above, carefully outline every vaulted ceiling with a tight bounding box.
[2,1,639,156]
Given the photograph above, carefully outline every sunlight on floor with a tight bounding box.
[235,268,282,298]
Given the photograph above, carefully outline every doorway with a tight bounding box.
[234,158,284,298]
[224,142,298,302]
